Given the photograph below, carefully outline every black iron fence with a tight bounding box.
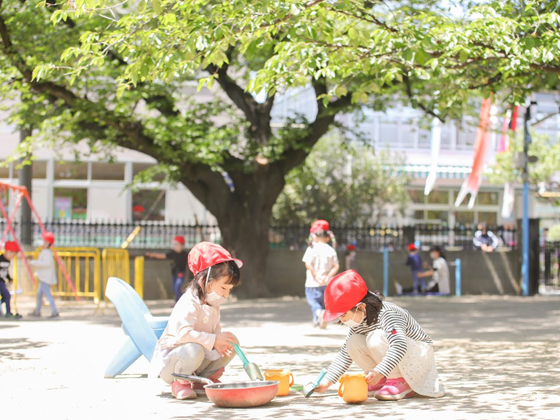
[270,224,517,251]
[0,220,517,251]
[542,241,560,286]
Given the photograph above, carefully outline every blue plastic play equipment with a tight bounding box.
[104,277,168,378]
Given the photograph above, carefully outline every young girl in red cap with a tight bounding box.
[150,242,243,400]
[29,232,59,318]
[0,241,21,319]
[146,235,188,302]
[302,219,339,328]
[315,270,445,401]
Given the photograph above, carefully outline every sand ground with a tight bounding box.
[1,295,560,420]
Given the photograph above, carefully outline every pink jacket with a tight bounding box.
[150,288,221,377]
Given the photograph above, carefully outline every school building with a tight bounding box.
[1,90,559,229]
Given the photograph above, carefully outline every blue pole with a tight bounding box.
[383,247,389,297]
[455,258,461,297]
[522,181,529,296]
[521,102,533,297]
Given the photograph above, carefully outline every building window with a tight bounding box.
[426,190,449,205]
[54,162,88,180]
[132,190,166,221]
[427,210,449,224]
[91,162,125,181]
[414,210,425,221]
[132,163,164,182]
[455,211,475,226]
[409,190,423,204]
[478,211,498,226]
[477,192,499,206]
[0,162,10,179]
[32,161,48,179]
[54,188,88,220]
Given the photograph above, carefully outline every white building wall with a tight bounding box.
[88,185,127,221]
[166,185,215,225]
[29,182,49,221]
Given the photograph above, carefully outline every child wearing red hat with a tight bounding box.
[29,232,59,318]
[146,235,188,302]
[314,270,445,401]
[0,241,21,319]
[345,244,357,271]
[303,220,339,328]
[150,242,243,400]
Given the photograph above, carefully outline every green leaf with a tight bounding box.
[152,0,162,15]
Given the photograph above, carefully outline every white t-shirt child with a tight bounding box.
[302,242,339,288]
[430,257,450,294]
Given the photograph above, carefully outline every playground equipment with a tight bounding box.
[104,277,168,378]
[0,181,79,301]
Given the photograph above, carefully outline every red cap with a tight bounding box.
[42,231,55,245]
[310,219,329,234]
[4,241,19,252]
[347,244,356,251]
[324,270,368,322]
[407,243,417,251]
[174,235,185,245]
[188,242,243,276]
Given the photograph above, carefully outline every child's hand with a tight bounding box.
[365,369,384,386]
[214,332,237,357]
[314,379,332,393]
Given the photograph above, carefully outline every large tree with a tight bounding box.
[1,0,559,295]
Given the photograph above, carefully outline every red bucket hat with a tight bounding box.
[42,231,55,245]
[323,270,368,322]
[310,219,330,234]
[407,243,417,251]
[4,241,20,252]
[174,235,185,245]
[188,242,243,276]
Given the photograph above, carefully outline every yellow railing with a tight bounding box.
[102,248,130,303]
[134,256,145,299]
[11,246,144,312]
[13,247,102,312]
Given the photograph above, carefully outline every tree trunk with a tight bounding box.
[180,165,286,298]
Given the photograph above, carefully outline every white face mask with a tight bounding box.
[205,267,228,307]
[342,308,364,327]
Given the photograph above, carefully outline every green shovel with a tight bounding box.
[233,343,264,381]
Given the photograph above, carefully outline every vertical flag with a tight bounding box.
[501,106,519,218]
[454,97,493,208]
[424,118,442,196]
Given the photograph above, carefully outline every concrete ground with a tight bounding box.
[1,295,560,420]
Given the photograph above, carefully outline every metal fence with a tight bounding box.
[543,241,560,286]
[270,225,517,251]
[1,221,222,249]
[1,221,516,251]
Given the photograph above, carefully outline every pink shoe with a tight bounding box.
[171,380,197,400]
[193,368,225,395]
[368,377,387,395]
[374,377,415,401]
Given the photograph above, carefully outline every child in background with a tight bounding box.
[418,246,450,295]
[302,220,340,329]
[315,270,445,401]
[0,241,22,319]
[147,235,188,303]
[345,244,357,271]
[29,232,59,318]
[406,243,424,293]
[150,242,243,400]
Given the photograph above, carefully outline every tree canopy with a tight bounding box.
[1,0,559,295]
[272,135,408,225]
